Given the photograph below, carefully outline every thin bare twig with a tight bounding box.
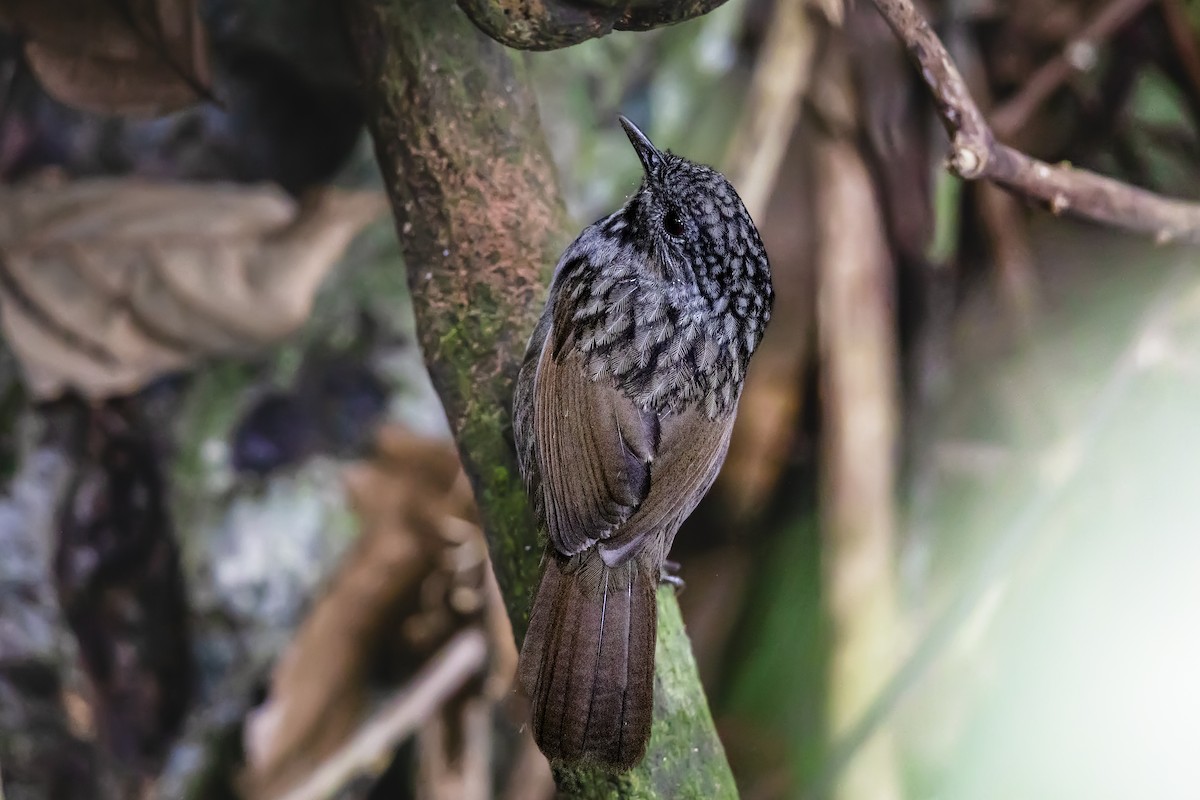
[955,27,1043,329]
[990,0,1155,138]
[871,0,1200,244]
[276,629,488,800]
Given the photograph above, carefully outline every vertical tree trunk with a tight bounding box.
[815,138,903,800]
[342,2,739,796]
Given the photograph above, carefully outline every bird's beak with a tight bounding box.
[619,115,663,176]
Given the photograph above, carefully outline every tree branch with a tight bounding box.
[455,0,732,50]
[342,1,737,795]
[278,630,489,800]
[871,0,1200,245]
[989,0,1154,139]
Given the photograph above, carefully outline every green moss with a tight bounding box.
[721,515,826,788]
[459,406,540,562]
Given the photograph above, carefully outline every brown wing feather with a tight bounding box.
[532,340,658,557]
[597,406,733,567]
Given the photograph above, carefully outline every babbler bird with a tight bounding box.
[513,117,773,770]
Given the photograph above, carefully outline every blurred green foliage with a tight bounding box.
[1126,68,1200,198]
[720,516,827,790]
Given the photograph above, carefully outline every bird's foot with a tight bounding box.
[659,560,685,593]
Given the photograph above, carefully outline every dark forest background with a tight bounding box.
[0,0,1198,798]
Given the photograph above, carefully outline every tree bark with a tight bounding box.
[342,1,738,796]
[456,0,732,51]
[0,416,125,800]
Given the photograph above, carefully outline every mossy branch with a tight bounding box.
[456,0,733,51]
[342,1,738,796]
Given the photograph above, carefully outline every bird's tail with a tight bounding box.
[517,550,657,771]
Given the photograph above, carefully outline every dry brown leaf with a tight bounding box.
[0,0,210,116]
[0,178,386,399]
[241,427,515,800]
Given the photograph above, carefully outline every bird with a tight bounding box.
[512,116,774,771]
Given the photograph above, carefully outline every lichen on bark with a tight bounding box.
[343,0,738,795]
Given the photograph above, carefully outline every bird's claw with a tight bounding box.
[659,560,685,593]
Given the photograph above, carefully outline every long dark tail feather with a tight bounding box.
[518,551,657,771]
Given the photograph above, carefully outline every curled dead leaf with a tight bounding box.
[0,0,211,116]
[0,178,386,400]
[0,0,210,116]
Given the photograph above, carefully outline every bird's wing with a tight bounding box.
[596,404,733,567]
[531,337,660,557]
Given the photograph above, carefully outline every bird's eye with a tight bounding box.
[663,209,686,238]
